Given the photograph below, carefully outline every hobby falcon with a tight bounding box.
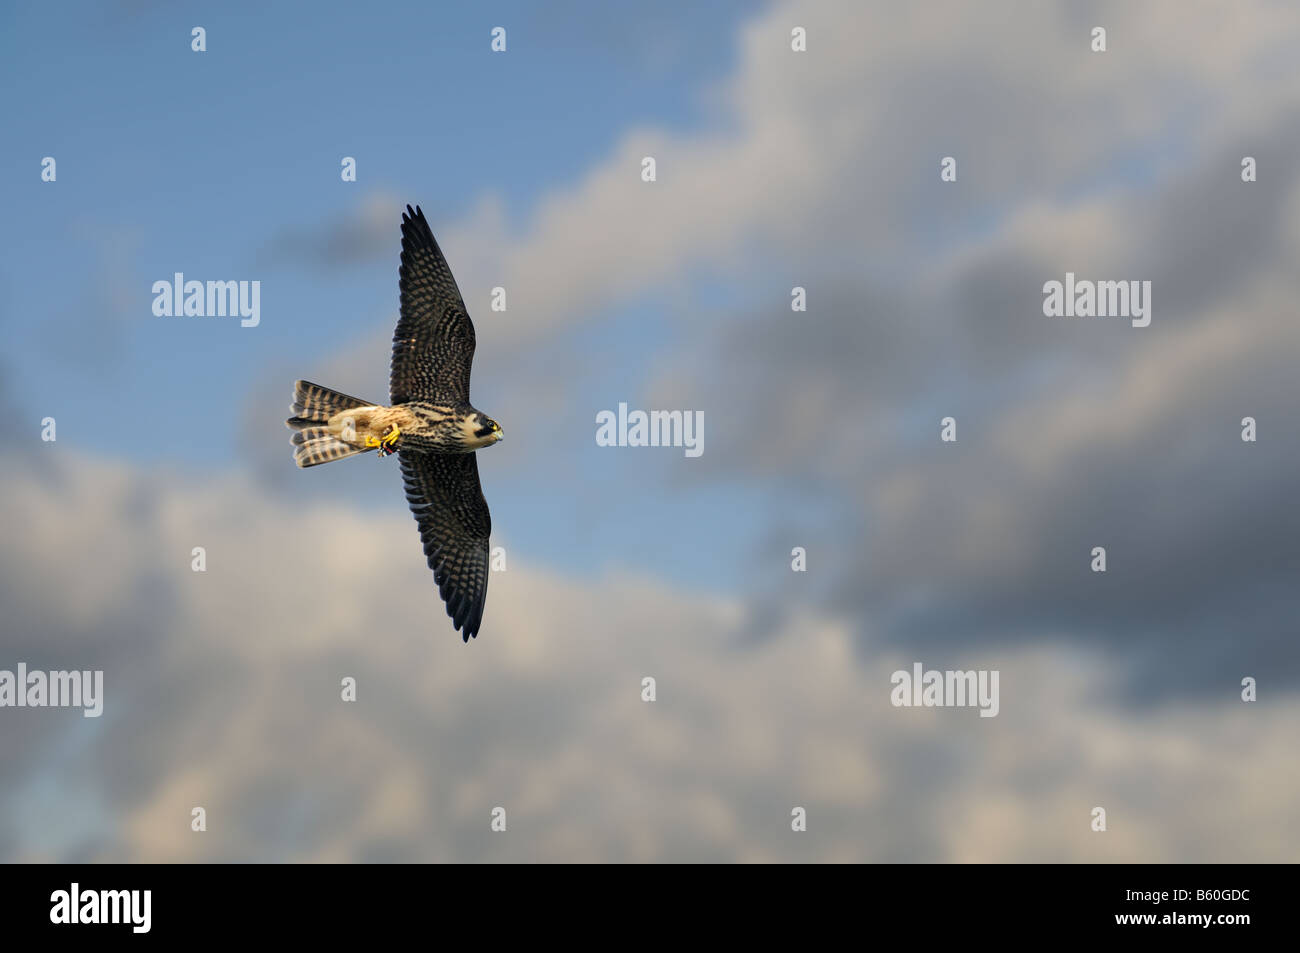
[286,205,502,641]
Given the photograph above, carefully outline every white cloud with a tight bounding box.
[1,454,1295,861]
[426,0,1300,350]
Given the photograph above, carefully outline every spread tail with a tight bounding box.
[286,380,374,468]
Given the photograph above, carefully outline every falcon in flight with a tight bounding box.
[286,205,502,641]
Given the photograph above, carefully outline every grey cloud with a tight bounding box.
[661,104,1300,701]
[2,454,1297,862]
[254,192,414,272]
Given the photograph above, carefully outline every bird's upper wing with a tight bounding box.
[399,450,492,641]
[390,204,476,405]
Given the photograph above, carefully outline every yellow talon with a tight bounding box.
[364,425,401,448]
[366,424,401,457]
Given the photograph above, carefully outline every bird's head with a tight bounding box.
[463,412,504,449]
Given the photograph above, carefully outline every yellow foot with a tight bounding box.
[366,425,401,457]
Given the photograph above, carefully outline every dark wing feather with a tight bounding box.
[390,204,477,405]
[399,451,492,641]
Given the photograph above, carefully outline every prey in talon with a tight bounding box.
[367,423,402,457]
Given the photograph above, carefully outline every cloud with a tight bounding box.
[440,0,1300,342]
[248,0,1300,701]
[1,452,1296,861]
[254,192,409,272]
[682,122,1300,697]
[612,5,1300,700]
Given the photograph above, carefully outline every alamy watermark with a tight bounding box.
[0,663,103,717]
[595,402,703,457]
[152,273,260,327]
[1043,272,1151,327]
[50,883,150,933]
[890,663,999,718]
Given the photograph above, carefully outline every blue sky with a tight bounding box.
[1,0,766,590]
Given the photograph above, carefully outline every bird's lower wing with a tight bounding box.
[399,451,492,641]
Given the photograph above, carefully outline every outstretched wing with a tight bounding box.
[399,451,492,641]
[390,204,476,405]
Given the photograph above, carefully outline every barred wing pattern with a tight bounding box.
[399,451,492,641]
[390,204,476,405]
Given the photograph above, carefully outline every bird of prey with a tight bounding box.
[285,205,503,641]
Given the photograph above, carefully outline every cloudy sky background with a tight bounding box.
[2,0,1298,861]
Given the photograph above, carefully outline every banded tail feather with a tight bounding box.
[286,380,376,468]
[290,380,370,420]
